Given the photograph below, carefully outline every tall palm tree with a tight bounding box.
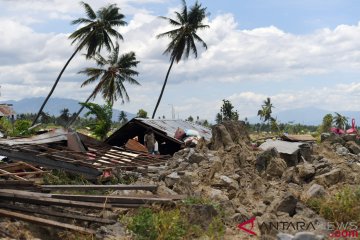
[333,112,348,131]
[151,0,209,119]
[66,43,140,127]
[32,2,126,126]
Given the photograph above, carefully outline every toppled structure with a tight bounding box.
[106,118,212,155]
[0,128,170,180]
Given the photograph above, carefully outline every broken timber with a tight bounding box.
[41,184,158,192]
[0,129,170,180]
[0,209,96,234]
[0,203,115,224]
[0,189,112,209]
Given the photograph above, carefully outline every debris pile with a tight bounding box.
[0,181,183,239]
[138,121,360,239]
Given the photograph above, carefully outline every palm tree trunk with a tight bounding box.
[31,48,79,126]
[66,92,95,128]
[151,58,175,119]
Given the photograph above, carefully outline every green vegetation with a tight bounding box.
[333,112,348,131]
[318,113,333,134]
[152,0,210,118]
[306,185,360,223]
[215,99,239,124]
[258,97,275,132]
[81,102,113,140]
[118,111,128,125]
[124,203,225,240]
[43,170,90,185]
[67,43,140,127]
[33,1,127,126]
[137,109,148,118]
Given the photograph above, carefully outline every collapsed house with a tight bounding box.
[0,128,170,180]
[106,118,212,155]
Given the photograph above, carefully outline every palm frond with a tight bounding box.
[80,1,96,20]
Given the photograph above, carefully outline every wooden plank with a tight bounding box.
[0,171,49,177]
[51,194,183,204]
[0,209,96,234]
[0,180,35,185]
[0,190,112,209]
[0,169,27,181]
[0,203,116,224]
[41,184,158,192]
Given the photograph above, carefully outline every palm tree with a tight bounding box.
[81,102,112,140]
[333,112,348,131]
[66,44,140,127]
[118,111,128,124]
[32,2,126,126]
[151,0,209,119]
[257,97,274,131]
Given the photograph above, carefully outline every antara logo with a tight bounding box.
[237,217,257,236]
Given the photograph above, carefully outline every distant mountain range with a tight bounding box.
[248,107,360,125]
[0,97,135,122]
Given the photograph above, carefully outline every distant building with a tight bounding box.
[0,104,16,120]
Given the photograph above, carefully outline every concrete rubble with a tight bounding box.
[134,122,360,239]
[2,122,360,239]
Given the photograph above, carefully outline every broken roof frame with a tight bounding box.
[0,129,170,179]
[106,118,212,155]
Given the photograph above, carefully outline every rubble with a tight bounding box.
[2,120,360,239]
[134,121,360,238]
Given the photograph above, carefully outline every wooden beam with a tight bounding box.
[0,171,49,177]
[0,190,112,210]
[51,194,183,204]
[0,209,96,234]
[0,180,35,186]
[41,184,158,192]
[0,169,27,181]
[0,203,115,224]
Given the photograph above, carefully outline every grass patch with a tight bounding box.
[122,199,226,240]
[306,185,360,223]
[43,170,90,185]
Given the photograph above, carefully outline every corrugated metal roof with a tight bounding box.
[136,118,212,141]
[259,140,307,155]
[0,128,68,146]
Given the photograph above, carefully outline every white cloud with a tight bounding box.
[3,2,360,121]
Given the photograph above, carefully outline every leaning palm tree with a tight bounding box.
[151,0,209,118]
[66,43,140,127]
[32,1,126,126]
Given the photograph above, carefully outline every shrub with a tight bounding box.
[124,201,226,240]
[14,119,33,136]
[306,185,360,224]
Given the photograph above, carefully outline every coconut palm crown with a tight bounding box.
[151,0,209,118]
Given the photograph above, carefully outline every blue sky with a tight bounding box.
[2,0,360,122]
